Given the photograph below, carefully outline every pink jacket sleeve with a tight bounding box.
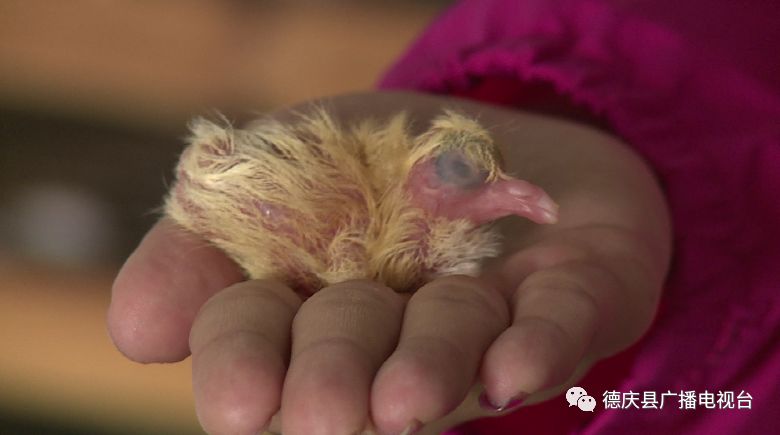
[380,1,780,434]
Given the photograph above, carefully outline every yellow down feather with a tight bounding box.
[165,108,503,292]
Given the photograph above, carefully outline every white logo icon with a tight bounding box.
[566,386,597,412]
[566,386,587,406]
[577,395,597,412]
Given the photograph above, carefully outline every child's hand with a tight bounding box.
[108,92,671,434]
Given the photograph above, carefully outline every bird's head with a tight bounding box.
[404,110,559,225]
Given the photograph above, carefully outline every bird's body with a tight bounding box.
[166,109,557,295]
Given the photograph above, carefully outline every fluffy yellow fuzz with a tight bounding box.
[165,109,503,292]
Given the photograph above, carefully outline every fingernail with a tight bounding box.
[400,419,422,435]
[479,391,529,412]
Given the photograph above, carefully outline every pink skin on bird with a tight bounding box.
[405,159,559,225]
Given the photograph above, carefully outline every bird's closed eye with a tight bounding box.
[434,151,487,189]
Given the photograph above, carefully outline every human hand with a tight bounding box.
[108,92,671,434]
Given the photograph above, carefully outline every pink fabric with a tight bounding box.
[379,1,780,433]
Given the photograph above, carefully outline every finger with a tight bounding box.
[189,279,301,435]
[372,275,509,434]
[281,280,404,435]
[480,259,622,409]
[108,217,244,362]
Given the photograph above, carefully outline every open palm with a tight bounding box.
[108,92,670,435]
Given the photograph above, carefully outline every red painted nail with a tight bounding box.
[479,391,529,412]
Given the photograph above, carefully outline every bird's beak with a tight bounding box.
[482,177,559,224]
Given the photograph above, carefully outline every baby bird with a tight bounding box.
[165,109,558,295]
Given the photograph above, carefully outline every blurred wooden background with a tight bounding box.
[0,0,442,126]
[0,1,444,433]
